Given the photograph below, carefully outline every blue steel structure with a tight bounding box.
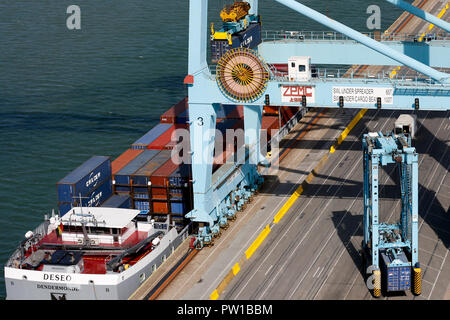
[185,0,449,247]
[362,132,420,296]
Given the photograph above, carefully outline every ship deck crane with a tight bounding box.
[362,131,420,297]
[184,0,449,252]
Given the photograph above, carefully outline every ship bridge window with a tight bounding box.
[87,226,111,235]
[298,65,306,72]
[67,225,83,233]
[291,62,295,68]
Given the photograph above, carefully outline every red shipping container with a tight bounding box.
[261,116,280,140]
[147,124,188,150]
[112,149,144,176]
[150,158,177,187]
[152,201,169,214]
[160,97,188,123]
[152,187,168,200]
[263,105,279,115]
[280,106,299,126]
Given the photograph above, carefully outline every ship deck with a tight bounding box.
[23,230,151,274]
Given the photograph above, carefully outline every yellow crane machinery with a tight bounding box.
[220,1,251,22]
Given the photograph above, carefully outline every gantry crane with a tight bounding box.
[184,0,449,251]
[362,130,420,297]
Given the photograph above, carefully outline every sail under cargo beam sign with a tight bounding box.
[332,86,394,105]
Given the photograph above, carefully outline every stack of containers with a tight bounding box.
[113,149,160,193]
[57,156,112,216]
[147,124,188,150]
[261,116,280,141]
[263,105,279,116]
[150,158,192,227]
[131,123,172,149]
[131,150,173,211]
[112,149,144,176]
[160,97,189,124]
[279,106,300,126]
[103,97,300,228]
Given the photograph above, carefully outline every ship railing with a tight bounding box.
[5,221,49,268]
[271,66,450,88]
[209,64,447,88]
[262,30,450,42]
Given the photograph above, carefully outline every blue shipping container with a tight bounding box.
[115,186,131,192]
[57,156,111,203]
[211,22,262,63]
[170,201,188,215]
[58,203,73,216]
[169,164,191,187]
[58,179,113,215]
[175,110,189,124]
[380,250,411,292]
[134,200,150,211]
[101,194,132,209]
[114,149,160,185]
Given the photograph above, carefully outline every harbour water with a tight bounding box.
[0,0,403,298]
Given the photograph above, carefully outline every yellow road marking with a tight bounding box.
[330,108,368,153]
[232,263,241,276]
[210,290,219,300]
[245,224,271,259]
[209,107,368,299]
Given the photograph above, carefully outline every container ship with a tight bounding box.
[4,1,302,300]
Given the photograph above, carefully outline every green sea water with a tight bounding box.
[0,0,404,298]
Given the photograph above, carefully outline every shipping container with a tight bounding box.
[211,22,262,63]
[147,124,188,150]
[151,187,168,200]
[151,157,191,188]
[114,149,160,185]
[380,249,411,292]
[160,97,188,123]
[134,200,150,211]
[132,150,172,186]
[152,201,169,214]
[175,110,189,124]
[170,201,189,215]
[169,164,191,188]
[224,105,244,119]
[261,116,280,140]
[57,156,111,203]
[115,186,131,192]
[160,100,241,124]
[131,123,172,150]
[280,106,300,126]
[112,149,144,175]
[263,105,279,115]
[58,179,113,215]
[101,194,132,209]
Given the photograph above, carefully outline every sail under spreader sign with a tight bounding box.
[332,86,394,105]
